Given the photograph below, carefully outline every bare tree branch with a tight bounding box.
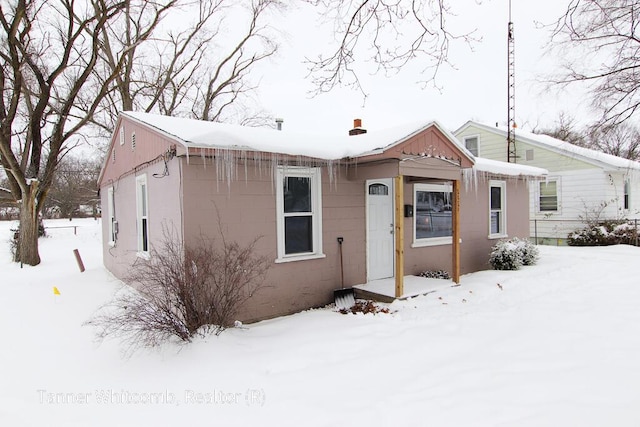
[546,0,640,127]
[303,0,478,97]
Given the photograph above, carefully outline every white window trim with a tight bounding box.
[538,178,560,214]
[463,134,480,157]
[275,166,325,263]
[412,182,453,248]
[136,174,149,256]
[107,186,116,247]
[489,180,508,239]
[624,178,631,211]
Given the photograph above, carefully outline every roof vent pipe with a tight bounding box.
[275,118,283,131]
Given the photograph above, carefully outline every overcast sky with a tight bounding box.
[255,0,590,135]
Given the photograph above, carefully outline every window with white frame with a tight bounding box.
[276,166,323,261]
[463,136,479,157]
[413,183,453,246]
[539,180,559,212]
[136,174,149,253]
[624,178,630,210]
[107,187,117,245]
[489,180,507,238]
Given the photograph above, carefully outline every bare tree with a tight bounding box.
[547,0,640,126]
[535,113,640,161]
[303,0,477,97]
[587,122,640,160]
[93,0,282,135]
[533,112,587,146]
[0,0,133,265]
[43,155,101,219]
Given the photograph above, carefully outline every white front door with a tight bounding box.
[367,179,394,280]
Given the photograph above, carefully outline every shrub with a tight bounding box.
[86,226,270,353]
[568,220,637,246]
[418,269,451,280]
[489,238,539,270]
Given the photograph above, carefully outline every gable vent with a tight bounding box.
[131,131,136,151]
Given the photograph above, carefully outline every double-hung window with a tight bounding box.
[489,180,507,238]
[276,166,323,262]
[107,187,117,245]
[463,136,479,157]
[413,183,453,246]
[539,180,559,212]
[136,174,149,254]
[624,178,630,210]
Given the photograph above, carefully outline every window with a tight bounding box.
[539,180,558,212]
[119,126,125,146]
[107,187,117,245]
[489,180,507,238]
[276,166,323,262]
[413,183,453,246]
[463,136,479,156]
[624,179,630,210]
[136,174,149,254]
[525,149,534,161]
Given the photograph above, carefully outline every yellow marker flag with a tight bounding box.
[53,286,61,296]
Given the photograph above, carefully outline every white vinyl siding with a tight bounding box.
[275,166,324,262]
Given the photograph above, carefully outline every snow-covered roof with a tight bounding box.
[471,157,547,178]
[456,121,640,172]
[123,111,460,161]
[119,112,546,179]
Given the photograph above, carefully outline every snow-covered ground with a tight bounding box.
[1,218,640,426]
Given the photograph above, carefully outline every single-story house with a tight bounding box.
[98,112,546,322]
[454,121,640,244]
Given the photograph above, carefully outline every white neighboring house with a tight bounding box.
[454,121,640,244]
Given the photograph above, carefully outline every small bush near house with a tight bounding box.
[418,269,451,280]
[568,220,638,246]
[489,238,539,271]
[86,227,270,353]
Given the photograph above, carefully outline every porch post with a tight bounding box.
[395,175,404,298]
[452,179,461,284]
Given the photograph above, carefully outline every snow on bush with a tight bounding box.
[568,220,638,246]
[489,238,539,270]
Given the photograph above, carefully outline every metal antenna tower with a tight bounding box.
[507,0,517,163]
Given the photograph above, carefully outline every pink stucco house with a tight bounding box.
[97,112,546,322]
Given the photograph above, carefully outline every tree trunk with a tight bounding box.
[15,183,41,266]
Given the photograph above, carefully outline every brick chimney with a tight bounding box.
[348,118,367,136]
